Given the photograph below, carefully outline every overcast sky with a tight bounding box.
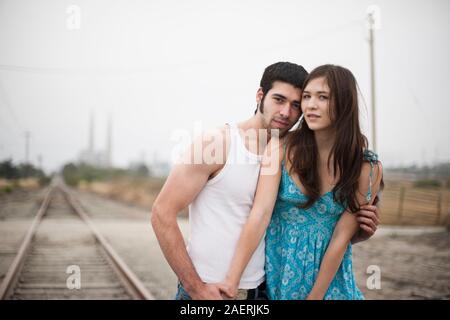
[0,0,449,173]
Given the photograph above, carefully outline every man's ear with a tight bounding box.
[256,87,264,104]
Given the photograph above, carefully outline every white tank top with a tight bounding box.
[187,123,265,289]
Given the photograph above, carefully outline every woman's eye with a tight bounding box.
[319,95,328,100]
[302,95,310,99]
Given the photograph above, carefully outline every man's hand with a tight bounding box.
[351,198,380,244]
[215,281,238,300]
[190,283,224,300]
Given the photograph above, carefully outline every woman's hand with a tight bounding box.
[215,281,238,300]
[191,283,225,300]
[306,292,324,300]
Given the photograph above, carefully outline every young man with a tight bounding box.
[151,62,380,300]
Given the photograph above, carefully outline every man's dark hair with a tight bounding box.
[255,62,309,114]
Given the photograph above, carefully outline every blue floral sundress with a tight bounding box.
[265,150,379,300]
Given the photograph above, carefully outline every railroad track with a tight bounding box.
[0,178,154,300]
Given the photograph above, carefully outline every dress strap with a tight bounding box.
[363,149,379,202]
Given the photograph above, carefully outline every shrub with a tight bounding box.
[1,185,13,193]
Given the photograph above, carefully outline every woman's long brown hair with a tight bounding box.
[286,64,369,213]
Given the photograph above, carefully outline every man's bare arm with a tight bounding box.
[150,130,227,299]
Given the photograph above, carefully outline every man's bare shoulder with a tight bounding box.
[202,124,231,166]
[206,124,229,140]
[202,124,230,148]
[176,124,231,169]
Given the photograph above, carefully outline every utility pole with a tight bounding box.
[367,5,381,153]
[37,154,43,170]
[368,13,376,152]
[106,112,112,168]
[25,131,30,164]
[89,110,94,153]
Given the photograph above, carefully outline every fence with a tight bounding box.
[380,180,450,226]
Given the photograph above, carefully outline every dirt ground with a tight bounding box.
[1,188,449,299]
[352,230,450,299]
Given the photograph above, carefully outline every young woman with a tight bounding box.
[218,64,383,300]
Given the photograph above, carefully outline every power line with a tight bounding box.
[0,64,156,76]
[0,80,22,132]
[0,19,367,78]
